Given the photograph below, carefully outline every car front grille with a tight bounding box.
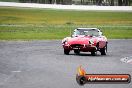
[70,44,84,48]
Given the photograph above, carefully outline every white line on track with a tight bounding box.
[11,71,21,73]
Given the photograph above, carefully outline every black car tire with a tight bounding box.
[64,49,70,55]
[91,51,96,56]
[74,50,80,55]
[100,44,107,55]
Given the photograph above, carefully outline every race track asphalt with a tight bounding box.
[0,39,132,88]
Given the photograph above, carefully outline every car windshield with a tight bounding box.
[73,29,100,37]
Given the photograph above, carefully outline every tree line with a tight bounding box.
[95,0,131,6]
[19,0,131,6]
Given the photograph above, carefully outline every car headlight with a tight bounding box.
[62,37,71,44]
[65,41,68,44]
[89,39,94,44]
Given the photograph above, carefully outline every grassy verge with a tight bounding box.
[0,7,132,40]
[0,0,19,2]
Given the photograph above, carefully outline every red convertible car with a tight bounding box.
[62,28,108,56]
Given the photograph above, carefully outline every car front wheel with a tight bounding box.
[64,49,70,55]
[74,50,80,55]
[91,51,96,56]
[100,44,107,55]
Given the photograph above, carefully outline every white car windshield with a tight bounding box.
[73,29,101,37]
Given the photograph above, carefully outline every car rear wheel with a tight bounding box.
[64,49,70,55]
[100,44,107,55]
[74,50,80,55]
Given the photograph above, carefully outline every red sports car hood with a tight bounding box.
[67,35,98,45]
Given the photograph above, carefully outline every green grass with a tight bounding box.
[0,7,132,40]
[0,0,19,2]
